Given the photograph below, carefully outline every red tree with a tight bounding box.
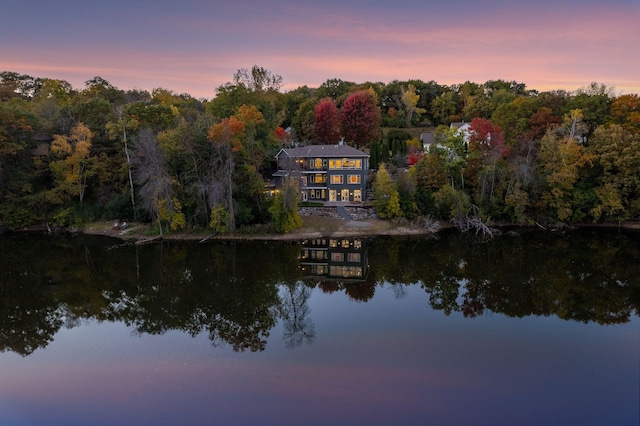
[314,98,340,144]
[468,117,509,158]
[340,89,381,147]
[275,126,290,144]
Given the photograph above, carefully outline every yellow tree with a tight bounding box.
[401,84,426,127]
[372,163,402,219]
[610,94,640,133]
[50,123,93,203]
[538,130,591,221]
[236,104,266,169]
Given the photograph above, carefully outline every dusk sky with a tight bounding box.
[2,0,639,99]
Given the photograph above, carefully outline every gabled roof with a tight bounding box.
[450,121,470,130]
[420,132,434,144]
[276,144,369,159]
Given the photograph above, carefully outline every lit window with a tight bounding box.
[348,175,361,184]
[330,175,343,184]
[315,158,322,169]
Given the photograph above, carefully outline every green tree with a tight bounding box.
[414,151,449,218]
[269,176,302,233]
[431,91,460,125]
[588,124,640,221]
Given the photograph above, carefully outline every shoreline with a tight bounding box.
[4,217,639,243]
[81,217,442,242]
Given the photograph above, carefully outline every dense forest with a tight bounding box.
[0,66,639,233]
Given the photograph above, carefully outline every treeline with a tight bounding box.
[0,67,639,232]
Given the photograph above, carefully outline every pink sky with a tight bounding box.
[1,0,639,99]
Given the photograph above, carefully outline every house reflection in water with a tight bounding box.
[299,238,368,282]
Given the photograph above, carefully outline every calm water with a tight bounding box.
[1,229,640,426]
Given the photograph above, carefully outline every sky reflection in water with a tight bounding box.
[1,284,638,426]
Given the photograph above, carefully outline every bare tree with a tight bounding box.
[132,128,173,236]
[278,282,315,348]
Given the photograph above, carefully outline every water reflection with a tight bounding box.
[1,230,640,356]
[300,238,368,281]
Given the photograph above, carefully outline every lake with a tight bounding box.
[1,229,639,426]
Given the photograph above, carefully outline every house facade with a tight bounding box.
[450,121,471,142]
[273,143,369,203]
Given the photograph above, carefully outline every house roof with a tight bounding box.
[450,121,471,130]
[276,144,369,159]
[420,132,434,144]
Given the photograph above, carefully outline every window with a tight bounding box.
[335,159,342,169]
[348,175,361,184]
[348,253,361,262]
[329,160,336,169]
[355,159,362,169]
[312,265,326,275]
[315,158,322,169]
[315,174,323,184]
[329,266,362,278]
[331,252,344,262]
[349,160,355,168]
[330,175,343,184]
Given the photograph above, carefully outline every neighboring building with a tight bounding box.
[420,131,435,152]
[273,143,369,203]
[450,121,471,142]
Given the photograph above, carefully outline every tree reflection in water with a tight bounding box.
[1,229,640,356]
[278,282,315,348]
